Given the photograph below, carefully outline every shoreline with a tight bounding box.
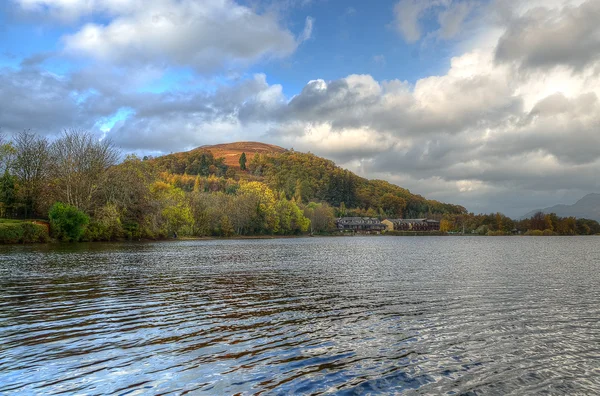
[3,232,597,246]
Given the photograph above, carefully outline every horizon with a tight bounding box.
[2,0,600,217]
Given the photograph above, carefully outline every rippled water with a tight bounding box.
[1,237,600,395]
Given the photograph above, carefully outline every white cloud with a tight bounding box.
[60,0,301,72]
[300,16,315,42]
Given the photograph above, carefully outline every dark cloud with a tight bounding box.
[495,0,600,70]
[0,66,114,135]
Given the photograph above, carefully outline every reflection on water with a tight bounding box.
[1,237,600,394]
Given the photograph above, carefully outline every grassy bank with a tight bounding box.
[0,219,50,244]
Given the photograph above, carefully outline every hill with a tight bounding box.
[148,142,467,218]
[522,193,600,221]
[194,142,287,168]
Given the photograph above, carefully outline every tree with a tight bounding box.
[440,219,452,232]
[304,202,335,234]
[50,130,120,213]
[219,215,234,237]
[238,181,278,233]
[151,182,194,236]
[381,193,407,218]
[0,171,17,218]
[102,155,155,238]
[0,134,15,175]
[48,202,89,241]
[274,191,310,234]
[530,212,545,230]
[12,130,50,218]
[239,152,247,171]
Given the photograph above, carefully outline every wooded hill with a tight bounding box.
[145,142,467,219]
[2,131,597,242]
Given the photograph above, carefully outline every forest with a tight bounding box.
[0,130,597,243]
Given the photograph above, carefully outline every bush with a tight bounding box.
[524,229,544,236]
[21,222,50,243]
[82,204,123,241]
[48,202,89,242]
[122,221,141,240]
[0,221,49,244]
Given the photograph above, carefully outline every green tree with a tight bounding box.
[48,202,89,242]
[239,152,247,171]
[220,215,235,237]
[0,171,17,218]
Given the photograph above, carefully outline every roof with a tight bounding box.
[384,218,439,224]
[336,217,385,227]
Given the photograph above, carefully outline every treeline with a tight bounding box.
[439,212,600,236]
[5,129,591,242]
[0,130,339,241]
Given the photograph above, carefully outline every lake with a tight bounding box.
[1,236,599,395]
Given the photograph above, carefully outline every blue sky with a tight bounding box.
[1,0,600,216]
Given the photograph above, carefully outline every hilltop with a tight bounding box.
[523,194,600,222]
[194,142,287,168]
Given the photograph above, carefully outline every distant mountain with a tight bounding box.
[523,194,600,221]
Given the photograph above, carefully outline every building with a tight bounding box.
[336,217,387,234]
[382,218,441,232]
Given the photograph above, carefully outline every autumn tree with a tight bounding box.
[439,219,452,232]
[238,181,278,233]
[381,193,407,218]
[304,202,335,234]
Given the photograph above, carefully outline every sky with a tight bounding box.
[1,0,600,217]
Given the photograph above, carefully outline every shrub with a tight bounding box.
[0,223,24,243]
[48,202,89,242]
[524,229,544,236]
[122,221,141,240]
[21,222,50,243]
[0,222,49,244]
[82,204,123,241]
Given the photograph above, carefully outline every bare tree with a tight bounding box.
[50,130,120,213]
[0,131,16,175]
[12,130,50,217]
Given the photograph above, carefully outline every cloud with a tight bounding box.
[300,16,315,42]
[6,0,600,216]
[60,0,300,72]
[393,0,476,43]
[437,1,474,39]
[0,66,119,135]
[373,55,386,66]
[495,0,600,70]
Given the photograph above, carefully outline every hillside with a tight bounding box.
[523,194,600,222]
[195,142,286,168]
[148,142,467,218]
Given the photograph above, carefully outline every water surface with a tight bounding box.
[1,237,600,394]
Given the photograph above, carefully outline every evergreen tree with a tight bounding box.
[239,152,247,171]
